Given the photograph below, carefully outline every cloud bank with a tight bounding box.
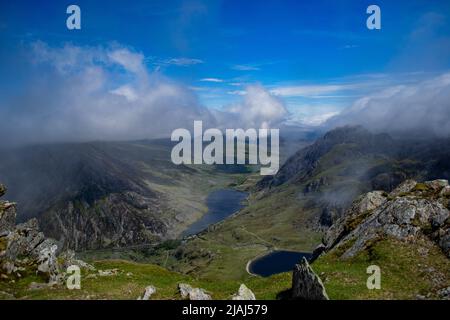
[326,72,450,137]
[0,42,289,147]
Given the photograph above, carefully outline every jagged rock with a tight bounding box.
[438,286,450,300]
[324,179,450,259]
[35,239,60,283]
[0,202,16,233]
[178,283,211,300]
[440,186,450,197]
[390,180,417,197]
[98,269,120,276]
[59,250,96,271]
[324,191,387,249]
[425,179,449,191]
[291,257,329,300]
[0,184,6,198]
[138,285,156,300]
[0,183,91,285]
[232,284,256,300]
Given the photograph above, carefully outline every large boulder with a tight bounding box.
[232,284,256,300]
[138,285,156,300]
[291,257,329,300]
[178,283,212,300]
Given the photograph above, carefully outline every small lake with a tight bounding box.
[249,250,312,277]
[182,189,248,237]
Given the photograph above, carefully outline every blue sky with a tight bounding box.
[1,0,450,143]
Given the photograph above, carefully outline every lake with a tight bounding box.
[248,250,312,277]
[182,189,248,237]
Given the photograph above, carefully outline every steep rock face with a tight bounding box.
[258,126,394,189]
[1,185,91,284]
[1,189,60,283]
[40,191,168,250]
[324,179,450,259]
[291,257,329,300]
[0,141,191,251]
[256,126,450,230]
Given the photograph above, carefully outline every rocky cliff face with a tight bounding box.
[40,191,168,250]
[1,184,60,283]
[323,179,450,259]
[258,126,395,189]
[1,184,90,285]
[257,126,450,229]
[0,141,194,251]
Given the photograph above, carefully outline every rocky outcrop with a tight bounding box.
[40,191,167,251]
[1,189,60,283]
[138,285,156,300]
[291,257,329,300]
[258,126,395,190]
[0,185,15,233]
[324,179,450,258]
[178,283,212,300]
[1,184,90,285]
[232,284,256,300]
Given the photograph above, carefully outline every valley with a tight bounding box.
[1,126,449,300]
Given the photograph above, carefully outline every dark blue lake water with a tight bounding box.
[182,189,247,236]
[249,250,312,277]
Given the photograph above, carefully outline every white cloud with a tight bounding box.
[0,42,215,146]
[219,85,288,129]
[200,78,223,83]
[270,84,358,97]
[108,49,146,74]
[231,64,260,71]
[326,72,450,137]
[110,85,139,101]
[164,57,204,66]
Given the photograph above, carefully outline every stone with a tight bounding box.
[390,179,417,197]
[178,283,193,299]
[59,250,96,271]
[291,257,329,300]
[35,240,60,283]
[0,184,6,198]
[324,191,387,249]
[425,179,449,191]
[138,285,156,300]
[178,283,211,300]
[440,186,450,197]
[437,286,450,300]
[324,180,450,258]
[0,185,91,286]
[232,284,256,300]
[0,202,16,233]
[98,269,119,276]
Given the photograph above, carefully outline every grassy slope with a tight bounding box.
[0,260,291,300]
[313,238,450,300]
